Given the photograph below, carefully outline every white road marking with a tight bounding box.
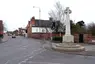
[28,61,61,64]
[4,48,45,64]
[5,60,10,64]
[18,48,46,64]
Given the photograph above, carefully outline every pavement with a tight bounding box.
[45,42,95,56]
[0,34,9,42]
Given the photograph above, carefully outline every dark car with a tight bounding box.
[12,34,16,38]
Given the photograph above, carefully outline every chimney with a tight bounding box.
[28,21,30,24]
[31,16,35,21]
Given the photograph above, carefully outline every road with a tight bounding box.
[21,50,95,64]
[0,36,44,64]
[0,36,95,64]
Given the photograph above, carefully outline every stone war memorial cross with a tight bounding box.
[52,7,85,52]
[63,7,74,43]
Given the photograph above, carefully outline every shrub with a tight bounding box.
[0,34,3,38]
[52,36,62,42]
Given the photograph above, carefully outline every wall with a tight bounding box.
[30,33,64,39]
[88,36,95,44]
[74,34,92,43]
[84,34,92,43]
[0,20,3,34]
[30,33,51,39]
[74,34,79,43]
[30,33,94,43]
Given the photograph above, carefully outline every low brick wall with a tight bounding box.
[29,33,95,44]
[52,33,64,37]
[92,36,95,40]
[30,33,64,39]
[31,33,51,39]
[84,34,92,43]
[74,34,79,43]
[88,36,95,44]
[74,34,92,43]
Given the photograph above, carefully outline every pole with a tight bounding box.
[39,8,41,32]
[33,6,41,33]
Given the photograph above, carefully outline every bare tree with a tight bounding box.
[48,2,65,34]
[87,22,95,35]
[48,1,65,21]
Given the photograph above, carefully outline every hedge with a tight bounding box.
[52,36,62,42]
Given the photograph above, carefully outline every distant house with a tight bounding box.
[7,31,13,36]
[18,28,26,36]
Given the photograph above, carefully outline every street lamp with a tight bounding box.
[33,6,41,32]
[33,6,41,20]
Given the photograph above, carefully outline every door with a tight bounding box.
[79,34,84,43]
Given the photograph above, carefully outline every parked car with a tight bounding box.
[12,34,16,38]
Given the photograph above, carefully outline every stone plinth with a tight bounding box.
[63,35,74,43]
[52,43,85,52]
[52,7,85,52]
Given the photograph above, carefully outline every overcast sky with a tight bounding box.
[0,0,95,31]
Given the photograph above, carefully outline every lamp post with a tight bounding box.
[33,6,41,32]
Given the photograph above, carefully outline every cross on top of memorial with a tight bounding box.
[64,7,72,14]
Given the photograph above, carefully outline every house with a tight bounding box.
[18,28,26,36]
[13,30,19,36]
[26,17,53,39]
